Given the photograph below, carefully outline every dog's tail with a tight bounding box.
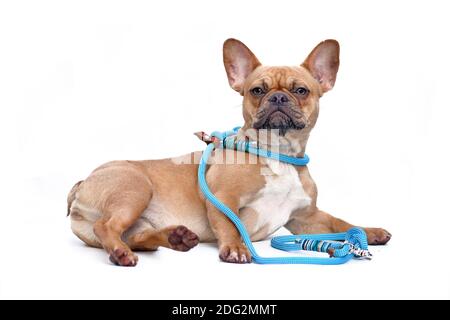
[67,180,83,216]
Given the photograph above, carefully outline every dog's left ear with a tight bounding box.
[302,40,340,93]
[223,38,261,94]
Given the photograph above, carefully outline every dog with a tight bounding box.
[67,39,391,266]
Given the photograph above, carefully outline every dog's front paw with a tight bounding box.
[365,228,392,245]
[219,243,252,264]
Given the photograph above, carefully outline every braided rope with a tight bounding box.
[197,128,372,264]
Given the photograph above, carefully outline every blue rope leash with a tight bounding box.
[197,128,372,264]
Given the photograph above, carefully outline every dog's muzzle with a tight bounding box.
[253,105,306,135]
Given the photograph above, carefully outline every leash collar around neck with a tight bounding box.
[196,127,310,166]
[196,127,371,265]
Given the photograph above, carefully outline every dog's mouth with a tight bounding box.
[253,107,306,135]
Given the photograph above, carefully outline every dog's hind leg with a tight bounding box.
[127,225,199,252]
[68,161,156,266]
[92,181,153,266]
[93,196,151,266]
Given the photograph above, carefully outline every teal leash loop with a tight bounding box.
[197,128,372,264]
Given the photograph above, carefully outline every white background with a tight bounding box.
[1,0,449,299]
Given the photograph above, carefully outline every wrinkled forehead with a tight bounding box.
[245,66,319,91]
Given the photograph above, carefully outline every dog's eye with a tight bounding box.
[250,87,265,96]
[294,87,309,95]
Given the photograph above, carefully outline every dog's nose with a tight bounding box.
[268,92,289,105]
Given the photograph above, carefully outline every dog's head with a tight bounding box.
[223,39,339,137]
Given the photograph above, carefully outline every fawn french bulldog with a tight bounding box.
[68,39,391,266]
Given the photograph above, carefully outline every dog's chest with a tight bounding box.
[242,160,311,235]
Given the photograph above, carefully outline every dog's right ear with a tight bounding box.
[223,39,261,94]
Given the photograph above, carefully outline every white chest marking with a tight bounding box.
[244,159,311,234]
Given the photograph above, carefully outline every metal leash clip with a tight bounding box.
[344,241,372,260]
